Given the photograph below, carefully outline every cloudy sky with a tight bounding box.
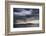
[13,8,39,16]
[13,8,33,16]
[14,10,32,16]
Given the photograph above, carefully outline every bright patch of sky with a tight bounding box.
[14,10,33,16]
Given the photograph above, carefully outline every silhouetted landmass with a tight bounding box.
[13,23,39,28]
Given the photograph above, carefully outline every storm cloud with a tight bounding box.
[14,9,33,16]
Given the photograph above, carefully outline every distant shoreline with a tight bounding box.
[13,23,39,28]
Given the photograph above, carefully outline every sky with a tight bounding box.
[13,8,39,16]
[14,9,33,16]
